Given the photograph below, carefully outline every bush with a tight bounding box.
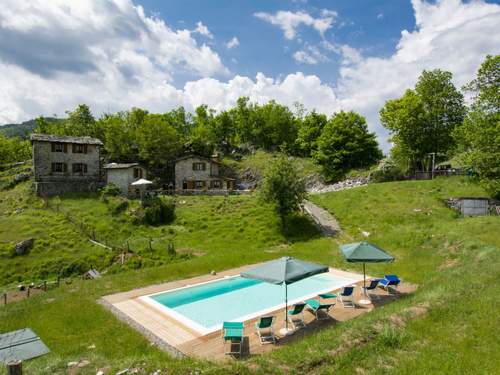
[100,183,121,200]
[107,197,129,215]
[129,197,175,225]
[370,158,406,182]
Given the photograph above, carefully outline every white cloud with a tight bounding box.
[193,21,213,39]
[293,44,329,65]
[377,13,384,20]
[335,0,500,150]
[226,36,239,49]
[0,0,499,155]
[182,72,339,114]
[254,9,336,39]
[0,0,227,123]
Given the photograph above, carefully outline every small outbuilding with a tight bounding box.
[104,163,147,196]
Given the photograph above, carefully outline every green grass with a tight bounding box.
[224,150,322,180]
[0,176,499,374]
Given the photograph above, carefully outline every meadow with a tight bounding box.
[0,176,499,374]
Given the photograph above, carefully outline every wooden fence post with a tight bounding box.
[3,293,6,305]
[6,360,23,375]
[26,288,30,298]
[43,281,47,291]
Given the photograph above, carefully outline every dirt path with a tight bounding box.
[302,200,341,237]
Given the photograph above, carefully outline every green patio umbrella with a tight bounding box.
[340,241,395,304]
[241,256,329,333]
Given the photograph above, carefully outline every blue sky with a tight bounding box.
[139,0,417,86]
[0,0,499,149]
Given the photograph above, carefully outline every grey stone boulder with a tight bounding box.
[14,238,34,256]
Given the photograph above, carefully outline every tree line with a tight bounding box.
[0,54,498,196]
[31,97,382,181]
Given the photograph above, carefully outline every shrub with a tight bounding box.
[370,158,406,182]
[100,183,121,200]
[129,197,175,225]
[107,197,129,215]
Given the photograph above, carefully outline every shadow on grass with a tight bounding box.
[281,213,322,242]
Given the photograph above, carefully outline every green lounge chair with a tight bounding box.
[222,321,244,356]
[288,303,306,329]
[318,292,337,299]
[305,299,334,320]
[255,316,276,344]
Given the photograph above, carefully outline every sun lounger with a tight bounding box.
[223,321,244,355]
[362,279,381,299]
[318,292,337,299]
[379,275,401,293]
[337,286,355,308]
[255,316,276,344]
[305,299,334,320]
[287,303,306,329]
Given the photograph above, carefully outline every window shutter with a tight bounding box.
[192,163,195,171]
[63,143,67,153]
[51,163,55,172]
[83,164,87,173]
[202,163,206,171]
[51,143,55,152]
[63,163,67,173]
[83,144,88,154]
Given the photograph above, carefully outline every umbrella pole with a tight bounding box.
[285,283,288,330]
[363,263,366,295]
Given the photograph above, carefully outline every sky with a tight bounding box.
[0,0,499,150]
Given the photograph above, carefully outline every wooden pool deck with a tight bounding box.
[101,264,415,361]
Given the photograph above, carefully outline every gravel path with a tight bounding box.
[302,200,341,237]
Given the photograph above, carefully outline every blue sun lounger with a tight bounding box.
[379,275,401,293]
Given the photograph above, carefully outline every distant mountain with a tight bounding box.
[0,117,61,139]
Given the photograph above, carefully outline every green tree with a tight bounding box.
[314,111,382,181]
[64,104,98,137]
[454,55,500,198]
[380,69,465,170]
[295,110,327,156]
[136,114,182,172]
[260,154,306,225]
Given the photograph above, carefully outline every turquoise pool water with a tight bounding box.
[148,273,357,332]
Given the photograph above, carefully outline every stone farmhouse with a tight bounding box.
[104,163,147,196]
[30,134,103,196]
[175,155,235,191]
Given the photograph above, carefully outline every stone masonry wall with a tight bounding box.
[175,157,219,189]
[32,141,102,196]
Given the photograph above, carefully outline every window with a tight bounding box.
[51,143,66,152]
[72,144,87,153]
[72,163,87,174]
[51,162,66,173]
[192,162,206,171]
[195,180,205,189]
[133,168,143,179]
[211,180,221,189]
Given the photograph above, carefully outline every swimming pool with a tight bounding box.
[141,272,358,334]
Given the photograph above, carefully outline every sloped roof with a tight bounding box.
[175,154,222,165]
[104,163,140,169]
[30,134,103,145]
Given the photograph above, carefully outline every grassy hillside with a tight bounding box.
[224,150,322,181]
[0,177,499,374]
[0,117,60,139]
[0,177,320,287]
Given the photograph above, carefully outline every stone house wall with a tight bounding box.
[106,167,147,195]
[32,141,102,196]
[175,157,219,189]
